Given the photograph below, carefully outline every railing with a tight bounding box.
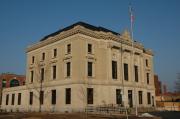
[85,104,156,115]
[85,104,127,114]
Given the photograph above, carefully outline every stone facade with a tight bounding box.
[1,22,155,112]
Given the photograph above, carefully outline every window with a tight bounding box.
[124,63,128,81]
[138,91,143,104]
[10,79,19,87]
[32,56,35,64]
[88,44,92,54]
[42,53,45,60]
[18,93,21,105]
[66,88,71,104]
[53,65,56,79]
[112,61,117,79]
[87,88,93,104]
[29,92,33,105]
[67,44,71,54]
[41,68,44,81]
[145,59,148,67]
[88,62,93,77]
[30,71,34,83]
[147,92,151,104]
[66,62,71,77]
[52,90,56,105]
[147,73,150,84]
[40,91,44,105]
[134,65,138,82]
[11,94,15,105]
[2,79,6,88]
[6,94,9,105]
[128,90,133,107]
[116,89,122,105]
[53,49,57,58]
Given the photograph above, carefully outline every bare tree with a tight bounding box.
[26,58,51,112]
[175,73,180,92]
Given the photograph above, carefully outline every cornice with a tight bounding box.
[26,25,148,53]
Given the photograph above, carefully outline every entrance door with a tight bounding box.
[128,90,133,107]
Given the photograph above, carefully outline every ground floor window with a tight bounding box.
[138,91,143,104]
[52,90,56,105]
[116,89,122,105]
[40,91,44,105]
[11,94,15,105]
[128,90,133,107]
[66,88,71,104]
[87,88,93,104]
[147,92,151,104]
[18,93,21,105]
[6,94,9,105]
[29,92,33,105]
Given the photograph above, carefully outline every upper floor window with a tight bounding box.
[88,44,92,54]
[88,62,93,77]
[10,79,19,87]
[53,49,57,58]
[124,63,128,81]
[147,73,150,84]
[52,65,56,79]
[32,56,35,64]
[30,71,34,83]
[41,68,44,81]
[66,62,71,77]
[134,65,138,82]
[67,44,71,54]
[112,61,117,79]
[145,59,149,67]
[2,79,6,88]
[42,53,45,61]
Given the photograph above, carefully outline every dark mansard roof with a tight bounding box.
[40,21,119,41]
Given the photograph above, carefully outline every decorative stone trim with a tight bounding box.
[26,25,148,54]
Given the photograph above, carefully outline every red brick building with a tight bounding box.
[154,74,162,96]
[0,73,25,88]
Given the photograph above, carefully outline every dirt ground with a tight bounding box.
[0,112,160,119]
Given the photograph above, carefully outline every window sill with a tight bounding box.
[87,76,95,79]
[112,78,118,80]
[65,76,71,79]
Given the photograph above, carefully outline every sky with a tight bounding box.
[0,0,180,91]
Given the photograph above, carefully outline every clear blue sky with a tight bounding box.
[0,0,180,91]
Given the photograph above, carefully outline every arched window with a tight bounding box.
[2,79,6,88]
[10,79,19,87]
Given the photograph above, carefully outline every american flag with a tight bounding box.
[129,5,134,23]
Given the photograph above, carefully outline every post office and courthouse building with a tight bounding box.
[1,22,155,112]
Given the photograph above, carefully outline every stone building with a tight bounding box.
[1,22,155,112]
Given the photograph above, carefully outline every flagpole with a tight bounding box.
[129,4,138,116]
